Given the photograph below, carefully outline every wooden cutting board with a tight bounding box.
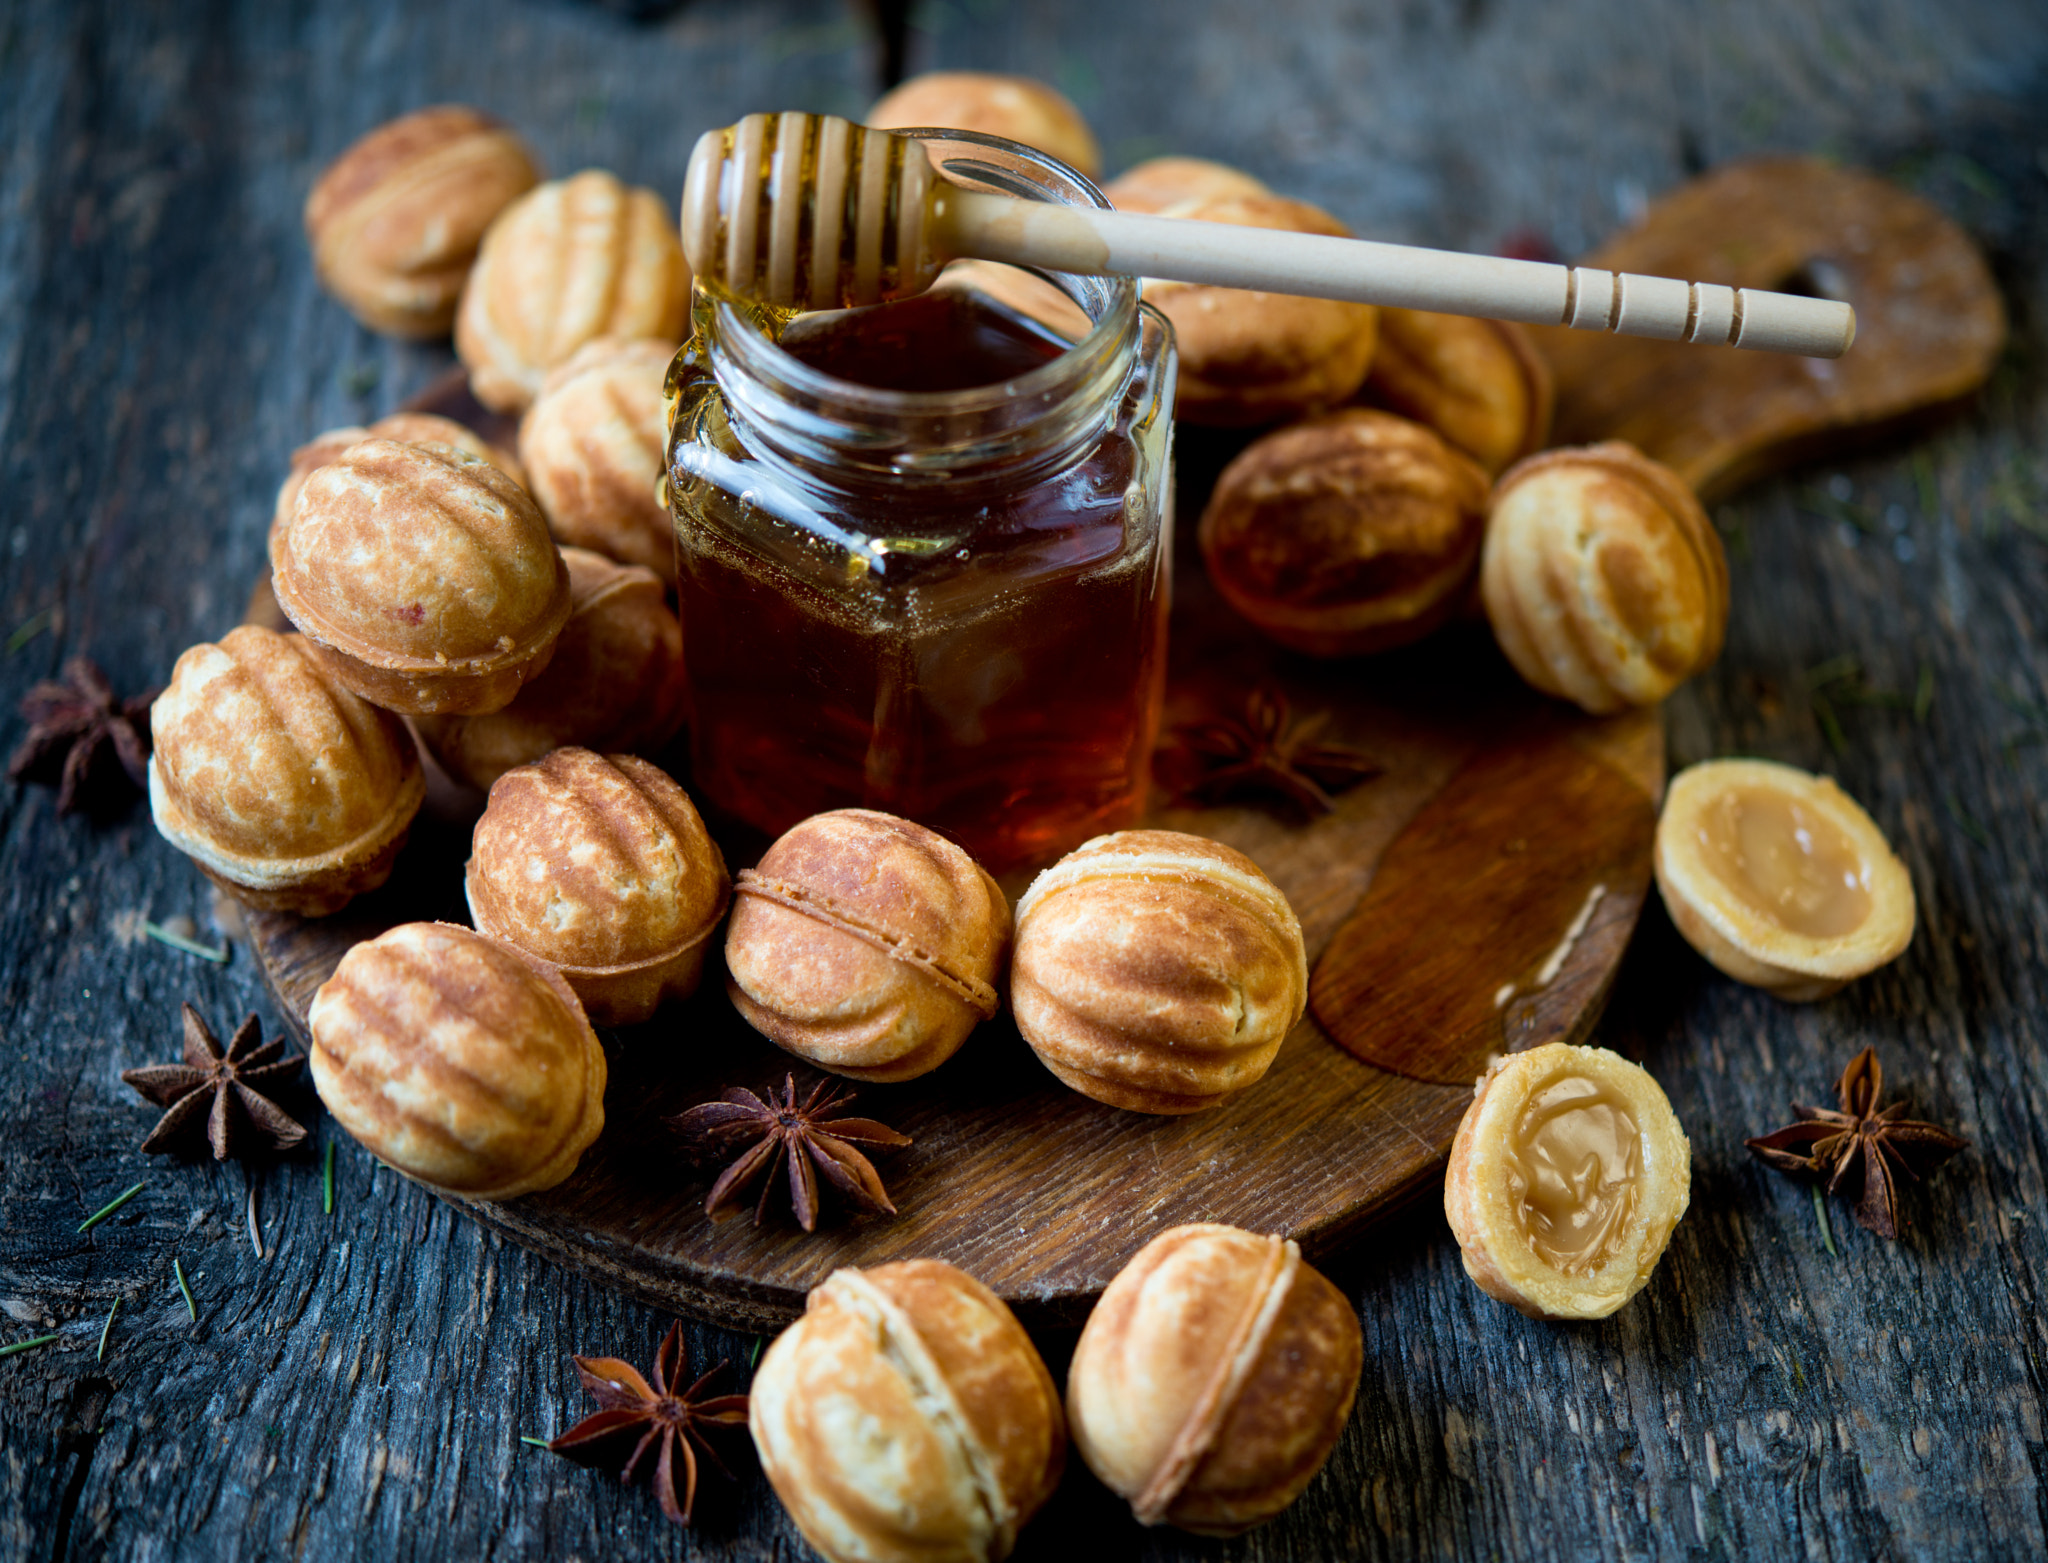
[1532,157,2006,502]
[243,399,1664,1334]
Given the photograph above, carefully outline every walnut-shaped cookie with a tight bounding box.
[267,413,526,558]
[1199,409,1491,657]
[1444,1042,1691,1321]
[1068,1225,1362,1535]
[412,547,685,792]
[1141,194,1378,427]
[725,809,1010,1082]
[867,70,1101,177]
[466,749,730,1026]
[456,169,690,414]
[271,437,572,715]
[1482,442,1729,713]
[308,921,606,1200]
[1655,758,1914,1001]
[517,337,676,579]
[1359,307,1553,476]
[1011,831,1306,1114]
[1103,156,1270,215]
[752,1260,1065,1563]
[148,626,423,916]
[304,106,540,337]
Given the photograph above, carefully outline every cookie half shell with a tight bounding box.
[1443,1042,1691,1320]
[1654,758,1914,1000]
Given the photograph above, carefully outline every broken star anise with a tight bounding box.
[669,1073,911,1232]
[1160,683,1382,819]
[8,656,158,814]
[1746,1046,1967,1239]
[549,1322,749,1527]
[121,1004,308,1161]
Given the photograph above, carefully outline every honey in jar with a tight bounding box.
[665,131,1176,876]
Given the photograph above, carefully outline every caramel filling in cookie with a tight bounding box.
[1506,1074,1641,1276]
[1693,784,1873,940]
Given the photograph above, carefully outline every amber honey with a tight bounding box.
[668,232,1175,875]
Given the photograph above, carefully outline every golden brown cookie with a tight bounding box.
[1443,1042,1691,1320]
[267,414,526,559]
[1011,830,1305,1113]
[867,71,1101,177]
[411,547,685,792]
[456,169,690,413]
[1068,1224,1362,1535]
[271,437,572,715]
[1103,156,1270,215]
[1359,307,1553,475]
[465,749,730,1025]
[1141,194,1379,427]
[148,626,423,916]
[308,921,606,1200]
[1198,409,1491,656]
[1481,442,1729,713]
[304,106,540,337]
[751,1260,1065,1563]
[725,810,1010,1082]
[517,337,676,579]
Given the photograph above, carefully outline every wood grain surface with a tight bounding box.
[5,2,2048,1560]
[242,517,1661,1333]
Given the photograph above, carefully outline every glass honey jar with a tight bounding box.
[664,130,1177,877]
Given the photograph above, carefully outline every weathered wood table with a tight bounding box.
[4,1,2046,1557]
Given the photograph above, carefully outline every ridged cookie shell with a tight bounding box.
[308,921,606,1201]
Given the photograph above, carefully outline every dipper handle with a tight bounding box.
[682,113,1855,359]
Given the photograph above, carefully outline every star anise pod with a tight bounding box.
[548,1322,749,1527]
[7,655,157,814]
[1745,1046,1967,1239]
[669,1073,911,1232]
[1160,683,1382,819]
[120,1004,308,1161]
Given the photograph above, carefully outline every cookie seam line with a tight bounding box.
[824,1269,1014,1555]
[470,874,732,979]
[734,870,999,1018]
[149,756,424,887]
[1132,1235,1298,1525]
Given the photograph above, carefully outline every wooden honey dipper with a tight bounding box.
[682,112,1856,358]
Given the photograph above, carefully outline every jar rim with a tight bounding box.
[705,126,1140,424]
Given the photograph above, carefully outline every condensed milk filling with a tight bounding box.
[1695,784,1872,939]
[1505,1074,1641,1274]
